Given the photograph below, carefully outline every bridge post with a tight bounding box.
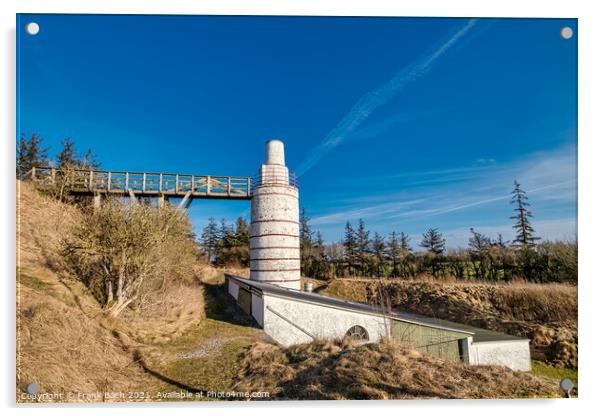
[93,193,102,210]
[128,189,138,205]
[157,193,168,208]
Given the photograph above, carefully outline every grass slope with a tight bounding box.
[235,339,563,400]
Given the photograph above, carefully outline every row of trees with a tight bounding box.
[299,182,577,284]
[200,217,251,267]
[17,133,100,178]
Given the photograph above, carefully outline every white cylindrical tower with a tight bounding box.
[250,139,300,290]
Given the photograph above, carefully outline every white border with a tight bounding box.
[3,1,601,415]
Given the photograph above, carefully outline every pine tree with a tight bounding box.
[468,228,491,252]
[80,148,101,170]
[355,219,371,276]
[419,228,446,255]
[233,217,250,246]
[510,180,539,248]
[468,228,492,280]
[343,221,357,275]
[312,231,330,279]
[200,217,219,262]
[371,232,386,277]
[399,232,412,254]
[299,208,313,276]
[492,233,508,248]
[56,138,79,169]
[16,133,49,178]
[419,228,445,276]
[387,232,401,277]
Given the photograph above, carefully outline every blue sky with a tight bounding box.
[17,14,577,248]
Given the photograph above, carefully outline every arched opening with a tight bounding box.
[345,325,369,341]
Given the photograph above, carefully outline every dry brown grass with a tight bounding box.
[17,180,82,271]
[323,278,577,368]
[16,181,206,402]
[235,339,562,400]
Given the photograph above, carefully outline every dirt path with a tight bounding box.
[135,274,265,400]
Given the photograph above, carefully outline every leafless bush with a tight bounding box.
[62,199,201,316]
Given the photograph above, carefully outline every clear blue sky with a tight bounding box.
[17,14,577,248]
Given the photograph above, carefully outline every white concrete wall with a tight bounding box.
[227,278,239,299]
[251,293,264,326]
[262,294,389,346]
[468,340,532,371]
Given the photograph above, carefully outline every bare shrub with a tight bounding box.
[62,200,202,316]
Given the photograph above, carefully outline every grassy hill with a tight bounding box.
[16,182,568,401]
[235,338,562,399]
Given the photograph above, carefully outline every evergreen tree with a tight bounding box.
[300,208,313,275]
[419,228,446,255]
[387,232,401,277]
[56,138,80,169]
[343,221,357,275]
[371,232,386,277]
[399,232,413,277]
[356,219,371,253]
[492,233,508,248]
[80,148,101,170]
[468,228,492,280]
[399,232,412,254]
[355,219,371,276]
[233,217,250,246]
[419,228,445,276]
[468,228,491,252]
[510,180,539,247]
[56,138,101,170]
[16,133,49,178]
[200,217,219,262]
[312,231,330,279]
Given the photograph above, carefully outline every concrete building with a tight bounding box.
[225,274,532,371]
[250,139,300,290]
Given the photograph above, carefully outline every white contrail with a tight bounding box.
[296,18,479,176]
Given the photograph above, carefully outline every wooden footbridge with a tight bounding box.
[26,166,254,208]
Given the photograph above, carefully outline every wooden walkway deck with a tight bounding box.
[26,167,253,200]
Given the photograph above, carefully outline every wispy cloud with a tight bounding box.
[296,18,479,175]
[311,143,577,246]
[436,217,577,249]
[311,198,426,226]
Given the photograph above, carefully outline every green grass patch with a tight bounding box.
[18,270,56,295]
[531,360,577,384]
[139,276,263,400]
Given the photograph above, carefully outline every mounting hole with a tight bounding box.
[560,27,573,40]
[26,22,40,36]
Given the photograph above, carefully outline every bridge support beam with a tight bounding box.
[177,191,193,210]
[93,193,102,210]
[128,189,138,205]
[157,194,169,208]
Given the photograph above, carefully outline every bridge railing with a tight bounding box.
[26,167,253,198]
